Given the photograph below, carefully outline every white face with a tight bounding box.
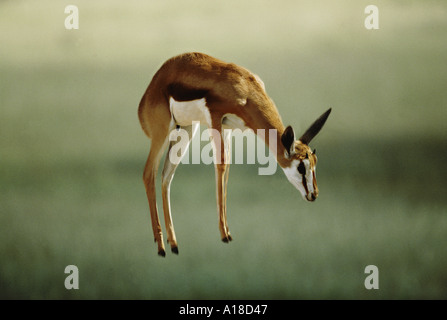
[282,159,318,202]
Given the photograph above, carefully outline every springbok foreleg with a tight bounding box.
[211,124,232,243]
[222,127,232,241]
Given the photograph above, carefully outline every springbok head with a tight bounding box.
[281,108,332,202]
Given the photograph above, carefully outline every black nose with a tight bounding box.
[311,194,316,201]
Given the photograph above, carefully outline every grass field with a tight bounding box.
[1,0,447,299]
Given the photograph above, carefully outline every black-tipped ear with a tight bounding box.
[299,108,332,145]
[281,125,295,157]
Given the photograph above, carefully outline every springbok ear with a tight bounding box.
[299,108,332,145]
[281,125,295,157]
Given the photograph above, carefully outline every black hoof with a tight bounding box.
[222,235,232,243]
[171,246,179,255]
[158,249,166,257]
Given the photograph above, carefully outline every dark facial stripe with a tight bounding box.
[167,83,208,101]
[297,161,305,175]
[302,172,308,196]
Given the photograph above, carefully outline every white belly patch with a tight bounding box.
[170,97,212,127]
[222,113,248,131]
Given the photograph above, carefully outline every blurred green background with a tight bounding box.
[1,0,446,299]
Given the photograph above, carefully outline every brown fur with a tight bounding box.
[138,52,318,256]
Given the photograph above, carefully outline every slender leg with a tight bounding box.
[143,136,168,256]
[222,128,232,241]
[161,124,198,254]
[211,123,232,242]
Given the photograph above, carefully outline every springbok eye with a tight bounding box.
[297,161,306,175]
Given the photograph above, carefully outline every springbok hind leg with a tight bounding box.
[161,123,199,254]
[143,131,169,257]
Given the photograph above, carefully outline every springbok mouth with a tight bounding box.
[306,193,317,202]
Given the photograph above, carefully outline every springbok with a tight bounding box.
[138,52,331,256]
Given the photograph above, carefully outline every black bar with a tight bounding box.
[1,299,440,318]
